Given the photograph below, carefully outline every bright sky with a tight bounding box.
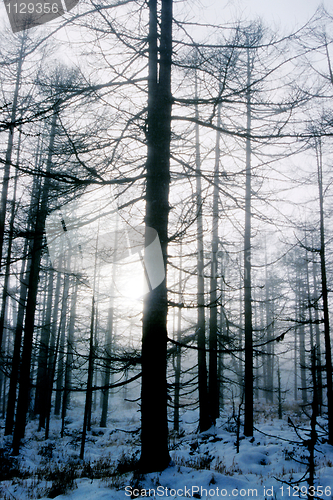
[190,0,329,33]
[1,0,331,38]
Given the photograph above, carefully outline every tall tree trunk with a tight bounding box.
[238,275,243,392]
[259,291,265,400]
[100,223,118,428]
[100,297,114,427]
[308,347,318,495]
[253,286,259,401]
[173,244,182,433]
[100,300,113,428]
[194,68,211,433]
[61,278,78,437]
[44,266,62,434]
[298,272,307,405]
[139,0,172,472]
[265,273,274,403]
[244,46,253,437]
[45,288,63,440]
[5,235,35,434]
[218,267,226,409]
[0,134,21,415]
[12,110,57,454]
[35,267,53,421]
[315,137,333,444]
[208,89,222,424]
[54,273,69,416]
[0,131,22,361]
[80,296,95,460]
[294,322,298,401]
[312,257,323,413]
[305,245,314,352]
[277,362,283,419]
[5,127,44,433]
[0,36,25,278]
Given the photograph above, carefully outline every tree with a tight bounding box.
[139,0,172,472]
[0,32,25,278]
[208,77,222,425]
[194,64,211,433]
[12,107,57,454]
[314,134,333,444]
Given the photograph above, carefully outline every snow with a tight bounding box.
[1,398,333,500]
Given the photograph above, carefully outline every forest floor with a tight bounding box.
[1,396,333,500]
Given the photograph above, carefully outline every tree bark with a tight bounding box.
[315,136,333,444]
[244,46,253,437]
[265,273,274,403]
[173,244,182,432]
[0,36,25,278]
[54,273,69,416]
[100,225,118,428]
[0,131,21,361]
[44,265,62,434]
[61,278,78,437]
[139,0,172,472]
[298,274,307,405]
[12,110,57,454]
[194,67,211,433]
[312,257,323,413]
[209,91,222,424]
[80,296,95,460]
[35,267,53,419]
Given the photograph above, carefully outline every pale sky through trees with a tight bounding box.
[189,0,329,32]
[1,0,333,493]
[0,0,328,34]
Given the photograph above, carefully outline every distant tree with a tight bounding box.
[194,64,211,433]
[314,134,333,444]
[12,106,58,455]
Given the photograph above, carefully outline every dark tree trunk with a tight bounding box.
[264,274,274,403]
[299,274,307,405]
[218,269,226,409]
[0,36,25,279]
[5,128,44,434]
[139,0,172,472]
[44,266,62,434]
[12,110,57,454]
[312,258,323,413]
[0,132,21,362]
[54,273,70,416]
[35,267,53,419]
[244,47,253,437]
[308,347,318,496]
[194,69,211,434]
[44,274,65,439]
[100,227,118,428]
[277,362,283,419]
[208,94,222,424]
[315,137,333,444]
[61,278,78,437]
[294,322,298,401]
[173,245,182,433]
[5,231,36,435]
[80,296,95,460]
[100,301,113,428]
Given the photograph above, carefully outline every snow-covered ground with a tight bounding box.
[1,397,333,499]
